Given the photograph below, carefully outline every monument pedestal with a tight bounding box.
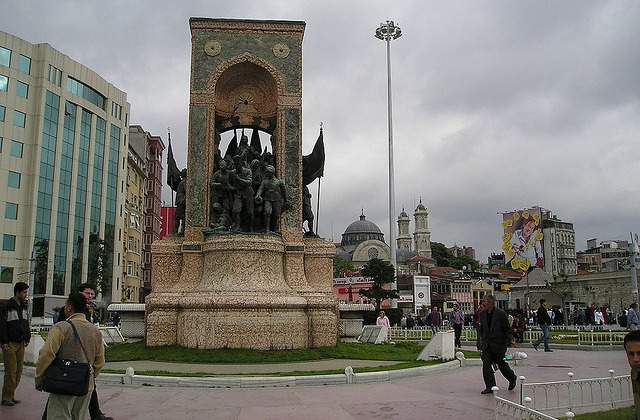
[146,234,337,349]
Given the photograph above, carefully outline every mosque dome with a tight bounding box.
[341,211,385,248]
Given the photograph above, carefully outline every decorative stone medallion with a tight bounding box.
[204,40,222,56]
[272,43,290,58]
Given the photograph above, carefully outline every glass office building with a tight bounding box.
[0,31,129,319]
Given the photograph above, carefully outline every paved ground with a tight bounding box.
[1,348,629,420]
[105,359,399,374]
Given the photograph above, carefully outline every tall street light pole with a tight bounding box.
[375,20,402,309]
[631,232,639,305]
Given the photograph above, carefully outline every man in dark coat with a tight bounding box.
[533,298,553,352]
[0,282,30,406]
[478,295,517,394]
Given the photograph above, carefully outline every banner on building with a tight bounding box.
[413,275,431,311]
[502,208,544,271]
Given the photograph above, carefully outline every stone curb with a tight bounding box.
[6,360,462,389]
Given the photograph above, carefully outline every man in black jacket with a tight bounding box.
[533,298,553,352]
[478,295,517,394]
[0,282,31,406]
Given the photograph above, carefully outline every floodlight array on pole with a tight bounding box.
[375,20,402,309]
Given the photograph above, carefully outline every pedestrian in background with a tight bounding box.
[376,311,390,328]
[449,304,464,348]
[36,292,105,420]
[406,313,415,329]
[478,295,517,394]
[533,299,553,352]
[431,307,442,334]
[628,303,639,331]
[0,282,31,407]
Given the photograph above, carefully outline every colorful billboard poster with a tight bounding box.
[502,208,544,271]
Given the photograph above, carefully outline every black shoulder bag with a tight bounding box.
[42,320,93,396]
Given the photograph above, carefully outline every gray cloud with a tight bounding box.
[3,0,639,261]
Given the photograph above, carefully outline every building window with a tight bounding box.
[18,54,30,75]
[8,171,21,188]
[15,80,28,98]
[0,266,13,283]
[10,140,23,158]
[48,64,62,87]
[66,77,105,109]
[13,110,25,128]
[5,202,18,220]
[0,74,7,91]
[0,105,4,121]
[0,47,10,67]
[3,234,16,251]
[111,102,122,120]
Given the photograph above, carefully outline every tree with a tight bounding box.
[33,239,49,295]
[431,242,479,270]
[87,232,108,296]
[451,255,480,271]
[547,274,573,326]
[431,242,451,267]
[333,256,356,278]
[358,258,399,312]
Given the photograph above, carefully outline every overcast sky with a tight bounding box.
[3,0,639,261]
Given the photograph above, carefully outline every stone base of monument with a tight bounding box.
[145,234,338,350]
[417,330,455,361]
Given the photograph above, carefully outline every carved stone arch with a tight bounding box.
[206,52,286,97]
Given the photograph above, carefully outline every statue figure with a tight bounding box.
[250,159,263,231]
[174,168,187,234]
[236,129,250,164]
[231,156,254,231]
[255,165,287,232]
[210,160,234,228]
[303,185,315,236]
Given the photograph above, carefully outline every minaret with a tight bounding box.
[397,208,412,251]
[413,199,432,258]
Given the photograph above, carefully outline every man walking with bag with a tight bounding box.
[0,282,31,406]
[49,283,111,420]
[478,295,517,394]
[35,292,105,420]
[533,298,553,352]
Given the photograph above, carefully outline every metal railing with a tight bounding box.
[388,327,627,347]
[493,386,566,420]
[520,370,633,413]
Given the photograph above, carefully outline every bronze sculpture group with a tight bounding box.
[171,127,324,236]
[209,130,287,233]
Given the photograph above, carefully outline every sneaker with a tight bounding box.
[533,344,539,351]
[1,400,15,406]
[508,377,517,390]
[480,389,493,395]
[544,349,553,352]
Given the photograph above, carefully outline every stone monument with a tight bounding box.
[145,18,338,349]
